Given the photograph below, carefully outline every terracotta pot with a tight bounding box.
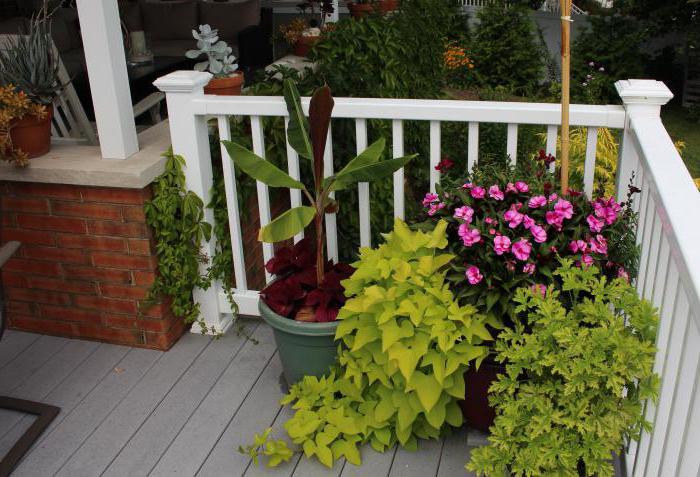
[378,0,399,12]
[9,105,53,159]
[348,2,375,18]
[204,72,244,96]
[293,35,320,57]
[459,360,505,432]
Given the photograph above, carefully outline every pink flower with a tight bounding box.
[494,235,511,255]
[569,240,588,253]
[428,202,445,216]
[505,182,518,194]
[522,215,536,230]
[458,224,481,247]
[489,228,496,235]
[589,234,608,255]
[530,224,547,243]
[462,182,474,189]
[594,197,621,225]
[546,211,564,230]
[422,193,439,207]
[470,186,486,199]
[528,195,547,208]
[548,193,558,203]
[580,254,594,267]
[504,206,524,228]
[505,260,516,272]
[488,185,504,201]
[587,214,605,233]
[617,267,630,281]
[523,263,536,275]
[511,239,532,261]
[554,199,574,220]
[484,217,495,225]
[515,181,529,193]
[466,265,483,285]
[453,206,474,223]
[530,284,547,298]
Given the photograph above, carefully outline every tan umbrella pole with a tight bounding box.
[560,0,572,194]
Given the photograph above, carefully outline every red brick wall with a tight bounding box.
[0,182,184,350]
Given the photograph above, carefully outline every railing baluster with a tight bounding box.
[635,178,650,247]
[217,115,247,292]
[468,122,478,173]
[250,116,273,283]
[355,119,371,248]
[393,119,405,220]
[506,123,518,165]
[430,121,441,193]
[642,216,662,301]
[651,235,670,309]
[546,125,558,173]
[284,118,303,243]
[678,365,700,475]
[636,200,656,295]
[324,125,339,263]
[583,127,598,198]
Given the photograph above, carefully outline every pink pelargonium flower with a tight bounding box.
[511,239,532,261]
[466,265,483,285]
[505,182,518,194]
[580,254,595,267]
[484,217,496,225]
[530,284,547,298]
[515,181,529,193]
[493,235,511,255]
[546,211,564,231]
[617,267,630,282]
[554,199,574,220]
[470,186,486,199]
[504,206,524,228]
[530,224,547,243]
[488,185,505,201]
[462,182,474,189]
[589,234,608,255]
[422,193,439,207]
[528,195,547,208]
[427,202,445,216]
[569,240,588,253]
[523,263,536,275]
[522,215,536,230]
[453,205,474,223]
[458,224,481,247]
[587,214,605,233]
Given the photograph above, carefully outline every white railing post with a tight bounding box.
[154,71,232,335]
[615,80,673,202]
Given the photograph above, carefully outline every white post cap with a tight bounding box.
[615,79,674,106]
[153,70,212,93]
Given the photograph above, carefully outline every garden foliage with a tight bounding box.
[273,220,492,467]
[468,261,659,477]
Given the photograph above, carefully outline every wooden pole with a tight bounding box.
[560,0,572,194]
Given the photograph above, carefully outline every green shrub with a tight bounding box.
[467,261,659,477]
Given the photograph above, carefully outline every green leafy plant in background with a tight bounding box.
[467,260,659,477]
[144,150,214,333]
[244,219,492,467]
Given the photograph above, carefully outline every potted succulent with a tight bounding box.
[348,0,376,18]
[186,24,243,96]
[423,152,640,431]
[0,10,62,160]
[222,80,415,384]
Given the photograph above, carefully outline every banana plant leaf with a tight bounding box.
[222,140,306,190]
[259,206,316,243]
[330,154,417,191]
[283,79,313,161]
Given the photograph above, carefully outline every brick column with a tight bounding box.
[1,181,183,350]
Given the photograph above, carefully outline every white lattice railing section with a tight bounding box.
[154,73,699,476]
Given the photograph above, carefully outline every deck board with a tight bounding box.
[0,326,624,476]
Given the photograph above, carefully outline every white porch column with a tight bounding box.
[614,79,673,202]
[76,0,139,159]
[154,71,233,335]
[328,0,340,22]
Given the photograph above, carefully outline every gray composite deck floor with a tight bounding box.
[0,321,488,477]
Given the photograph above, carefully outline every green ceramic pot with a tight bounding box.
[258,298,339,386]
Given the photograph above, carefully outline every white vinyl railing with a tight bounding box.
[155,73,699,476]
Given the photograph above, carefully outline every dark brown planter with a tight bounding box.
[204,72,244,96]
[293,35,320,57]
[9,105,52,159]
[348,2,375,18]
[459,360,505,432]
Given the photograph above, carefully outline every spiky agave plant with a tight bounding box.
[222,79,415,295]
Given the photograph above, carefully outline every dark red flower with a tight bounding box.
[435,157,455,173]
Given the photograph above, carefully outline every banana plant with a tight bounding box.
[222,79,416,286]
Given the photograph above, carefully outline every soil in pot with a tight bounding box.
[204,72,244,96]
[293,35,320,57]
[459,359,505,432]
[259,297,339,386]
[348,2,375,18]
[9,104,53,159]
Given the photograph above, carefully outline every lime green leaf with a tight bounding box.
[258,206,316,243]
[410,371,441,412]
[283,79,313,161]
[332,138,386,179]
[222,140,306,189]
[330,154,417,191]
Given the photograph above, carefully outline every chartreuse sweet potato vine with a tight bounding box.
[244,219,492,468]
[468,260,659,477]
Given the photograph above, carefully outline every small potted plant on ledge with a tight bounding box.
[279,18,321,57]
[348,0,376,18]
[186,24,243,96]
[222,79,415,384]
[0,9,62,160]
